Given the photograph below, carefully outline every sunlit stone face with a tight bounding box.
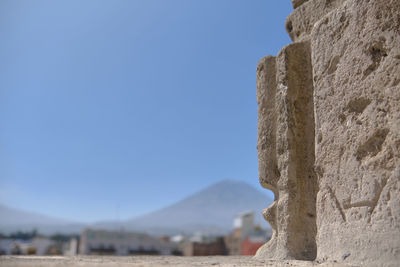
[256,0,400,265]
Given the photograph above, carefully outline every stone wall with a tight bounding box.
[255,0,400,265]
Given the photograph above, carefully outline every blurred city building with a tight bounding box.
[233,211,255,239]
[225,211,270,255]
[0,211,269,257]
[180,211,270,256]
[79,229,176,256]
[182,234,227,256]
[0,239,14,255]
[63,238,78,256]
[0,237,63,255]
[241,231,266,255]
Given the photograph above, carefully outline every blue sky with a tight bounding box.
[0,0,292,223]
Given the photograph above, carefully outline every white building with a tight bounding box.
[63,238,78,256]
[233,211,254,239]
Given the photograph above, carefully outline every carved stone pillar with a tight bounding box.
[256,0,400,265]
[256,42,316,260]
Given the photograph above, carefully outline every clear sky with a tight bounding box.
[0,0,292,223]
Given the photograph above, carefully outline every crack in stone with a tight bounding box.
[327,186,346,222]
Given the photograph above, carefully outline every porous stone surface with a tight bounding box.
[312,0,400,264]
[291,0,310,9]
[0,256,354,267]
[256,0,400,266]
[257,42,317,261]
[285,0,347,42]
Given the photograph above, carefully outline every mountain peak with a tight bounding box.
[212,179,249,186]
[0,180,272,235]
[123,180,272,234]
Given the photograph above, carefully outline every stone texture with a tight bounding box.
[256,0,400,266]
[256,42,317,261]
[285,0,346,42]
[291,0,310,9]
[0,256,356,267]
[257,56,278,194]
[311,0,400,264]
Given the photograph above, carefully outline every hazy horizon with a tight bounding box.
[1,179,272,224]
[0,179,273,237]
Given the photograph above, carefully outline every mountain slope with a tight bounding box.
[0,204,85,234]
[116,180,272,234]
[0,180,273,235]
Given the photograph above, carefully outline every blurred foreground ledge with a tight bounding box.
[0,255,353,267]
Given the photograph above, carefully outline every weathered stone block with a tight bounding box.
[257,0,400,265]
[257,56,278,194]
[256,42,317,261]
[285,0,346,42]
[312,0,400,264]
